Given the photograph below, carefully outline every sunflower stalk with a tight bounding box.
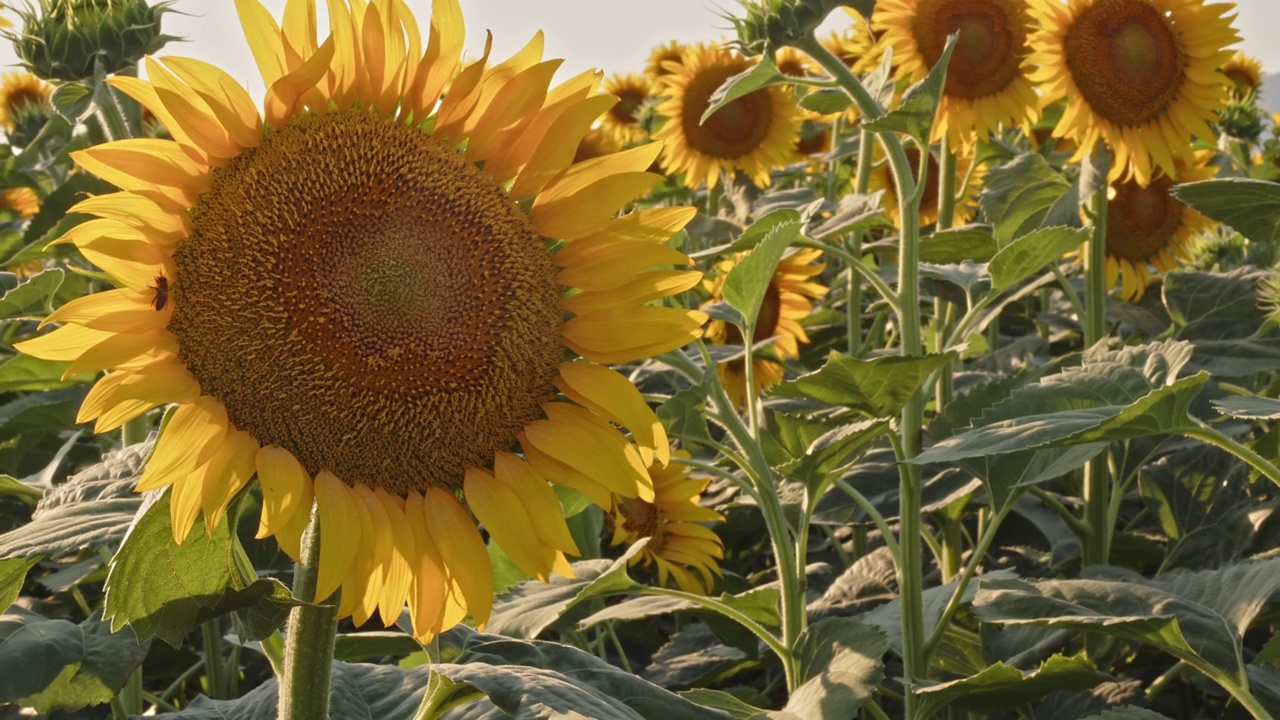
[846,125,876,357]
[1081,149,1111,568]
[933,138,957,412]
[278,508,336,720]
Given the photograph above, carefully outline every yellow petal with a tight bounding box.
[555,240,694,290]
[404,0,464,122]
[465,467,556,581]
[42,287,170,334]
[235,0,288,88]
[509,93,616,198]
[265,37,336,129]
[350,485,391,626]
[433,33,493,142]
[255,445,314,562]
[563,308,708,364]
[106,76,207,165]
[577,206,697,246]
[404,491,449,639]
[201,430,260,535]
[76,236,175,292]
[530,144,665,239]
[561,270,703,315]
[71,140,211,207]
[518,433,612,508]
[463,59,562,162]
[314,470,360,604]
[64,330,176,380]
[492,451,579,555]
[375,489,415,627]
[555,362,670,467]
[136,396,230,492]
[14,324,113,362]
[77,360,200,432]
[421,487,493,628]
[523,402,653,501]
[70,192,191,246]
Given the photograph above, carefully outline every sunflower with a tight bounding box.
[574,127,622,164]
[775,47,810,79]
[599,73,653,145]
[702,248,827,408]
[1027,0,1239,186]
[607,450,724,594]
[17,0,708,642]
[1102,151,1216,300]
[1222,50,1264,101]
[653,43,801,188]
[0,71,51,129]
[0,186,38,218]
[869,145,984,227]
[873,0,1038,148]
[820,10,882,74]
[794,111,833,157]
[646,40,687,79]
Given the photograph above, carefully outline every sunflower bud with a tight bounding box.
[731,0,857,55]
[1217,99,1265,144]
[8,0,179,82]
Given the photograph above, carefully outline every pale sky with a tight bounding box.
[0,0,1275,100]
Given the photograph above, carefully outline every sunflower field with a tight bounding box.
[5,0,1280,717]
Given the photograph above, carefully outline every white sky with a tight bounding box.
[0,0,1274,100]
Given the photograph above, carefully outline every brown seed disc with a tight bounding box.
[911,0,1025,100]
[1106,175,1183,262]
[681,62,775,160]
[169,110,564,494]
[1064,0,1186,127]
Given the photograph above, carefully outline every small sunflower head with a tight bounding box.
[9,0,179,82]
[731,0,851,55]
[1217,98,1265,143]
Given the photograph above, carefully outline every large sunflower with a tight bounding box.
[873,0,1038,148]
[0,71,50,129]
[702,248,827,408]
[1027,0,1239,186]
[1102,152,1216,300]
[1222,50,1264,101]
[18,0,708,642]
[599,73,653,145]
[608,450,724,594]
[653,43,801,188]
[869,145,984,227]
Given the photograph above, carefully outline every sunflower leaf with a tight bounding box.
[0,556,39,611]
[771,351,958,418]
[1214,396,1280,420]
[784,618,886,720]
[1171,178,1280,244]
[979,152,1077,244]
[915,655,1100,716]
[700,55,789,125]
[0,268,65,320]
[719,209,803,330]
[988,226,1090,291]
[861,33,956,141]
[487,547,646,639]
[0,608,148,713]
[103,490,300,647]
[798,88,850,115]
[920,225,999,264]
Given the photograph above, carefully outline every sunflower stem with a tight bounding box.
[1183,419,1280,489]
[846,125,876,358]
[279,508,336,720]
[934,139,958,412]
[1082,169,1111,568]
[121,416,148,447]
[201,621,227,699]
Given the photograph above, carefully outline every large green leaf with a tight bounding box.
[720,210,803,328]
[579,587,780,632]
[0,557,38,611]
[919,225,999,264]
[0,608,147,713]
[862,34,956,141]
[103,491,297,646]
[486,548,644,639]
[1078,708,1174,720]
[978,152,1078,244]
[1171,178,1280,244]
[784,618,886,719]
[772,351,957,418]
[914,341,1205,465]
[0,442,149,560]
[776,418,891,490]
[1214,396,1280,420]
[974,577,1246,685]
[0,269,66,320]
[988,226,1090,291]
[1163,268,1268,340]
[701,56,788,124]
[915,654,1099,715]
[805,191,893,239]
[657,389,713,447]
[640,623,751,690]
[0,353,96,392]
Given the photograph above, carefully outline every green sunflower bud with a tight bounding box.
[7,96,52,146]
[730,0,870,55]
[1217,99,1265,144]
[8,0,180,82]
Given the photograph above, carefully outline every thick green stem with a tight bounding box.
[1082,183,1111,567]
[1183,420,1280,488]
[923,499,1016,658]
[934,140,957,412]
[279,509,336,720]
[846,126,875,358]
[122,416,148,447]
[201,621,227,699]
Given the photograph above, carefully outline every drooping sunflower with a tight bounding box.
[608,450,724,594]
[0,71,50,129]
[646,40,687,80]
[702,248,827,408]
[1102,151,1216,300]
[599,73,653,145]
[653,43,801,188]
[17,0,708,642]
[1027,0,1239,186]
[1222,50,1264,101]
[869,145,985,228]
[873,0,1038,149]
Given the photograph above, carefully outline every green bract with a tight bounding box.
[8,0,179,82]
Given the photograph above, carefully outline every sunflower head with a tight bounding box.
[1027,0,1239,186]
[1102,151,1217,300]
[600,73,654,145]
[20,0,708,642]
[1222,50,1264,101]
[653,43,802,188]
[0,70,51,144]
[574,127,622,164]
[9,0,179,81]
[608,451,724,594]
[0,186,38,219]
[819,12,882,75]
[646,40,688,79]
